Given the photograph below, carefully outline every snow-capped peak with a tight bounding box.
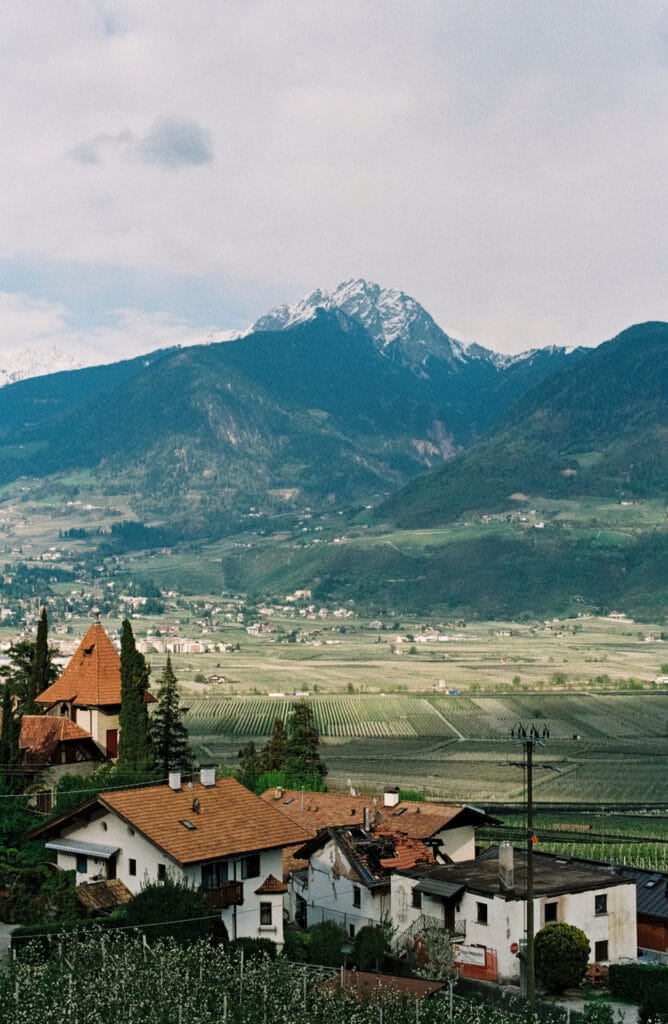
[0,345,88,387]
[251,278,469,370]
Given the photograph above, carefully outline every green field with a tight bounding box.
[184,692,668,807]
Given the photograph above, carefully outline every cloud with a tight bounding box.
[0,291,221,366]
[136,117,213,168]
[3,2,667,354]
[70,118,213,169]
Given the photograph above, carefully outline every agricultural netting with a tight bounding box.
[1,930,560,1024]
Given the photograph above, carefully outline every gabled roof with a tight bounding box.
[19,715,103,766]
[260,788,499,840]
[36,623,123,709]
[255,874,288,895]
[98,777,310,866]
[296,825,434,889]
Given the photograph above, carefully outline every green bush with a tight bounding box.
[307,919,346,966]
[608,962,668,1004]
[229,936,277,960]
[534,922,590,992]
[282,928,312,962]
[352,924,389,972]
[123,876,217,945]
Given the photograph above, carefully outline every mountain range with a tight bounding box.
[0,280,587,524]
[0,280,665,617]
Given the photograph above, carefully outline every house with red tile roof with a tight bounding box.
[292,824,436,940]
[29,770,309,948]
[35,621,154,759]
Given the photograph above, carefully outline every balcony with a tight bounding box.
[202,881,244,909]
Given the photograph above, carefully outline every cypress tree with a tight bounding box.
[0,683,24,794]
[284,700,327,785]
[118,619,154,772]
[150,656,192,775]
[261,717,288,771]
[24,607,50,713]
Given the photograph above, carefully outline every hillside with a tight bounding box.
[0,298,582,531]
[379,322,668,528]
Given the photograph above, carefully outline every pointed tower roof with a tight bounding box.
[36,623,122,709]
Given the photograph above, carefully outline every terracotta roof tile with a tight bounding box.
[36,624,123,709]
[77,879,133,912]
[100,777,310,866]
[260,789,467,840]
[321,971,444,1001]
[254,873,288,895]
[18,715,101,765]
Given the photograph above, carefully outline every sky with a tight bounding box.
[1,0,667,362]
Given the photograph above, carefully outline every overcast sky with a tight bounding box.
[1,1,666,360]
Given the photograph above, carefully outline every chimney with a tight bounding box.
[363,807,371,831]
[499,841,514,892]
[168,770,182,791]
[200,766,216,788]
[384,786,400,808]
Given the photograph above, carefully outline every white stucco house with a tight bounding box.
[279,789,499,939]
[292,824,436,940]
[31,770,309,947]
[391,843,637,984]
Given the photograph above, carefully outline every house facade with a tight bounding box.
[391,844,637,984]
[35,620,154,758]
[31,770,309,947]
[293,825,435,940]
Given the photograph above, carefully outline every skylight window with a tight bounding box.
[179,819,197,830]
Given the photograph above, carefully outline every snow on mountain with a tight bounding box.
[252,278,471,371]
[0,345,89,387]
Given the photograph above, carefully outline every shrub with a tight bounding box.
[123,876,216,945]
[229,936,276,960]
[307,919,346,966]
[282,928,311,962]
[534,922,590,992]
[352,925,389,972]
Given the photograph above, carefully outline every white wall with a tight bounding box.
[49,811,288,947]
[391,873,637,983]
[436,825,476,863]
[294,837,389,940]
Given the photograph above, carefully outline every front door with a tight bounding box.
[106,729,118,757]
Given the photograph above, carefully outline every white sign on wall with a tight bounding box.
[454,944,486,966]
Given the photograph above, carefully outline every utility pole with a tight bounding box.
[510,722,549,1018]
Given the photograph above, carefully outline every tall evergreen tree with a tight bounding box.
[150,656,192,775]
[24,607,50,713]
[0,683,24,794]
[2,632,58,708]
[118,619,154,772]
[261,717,288,771]
[284,700,327,784]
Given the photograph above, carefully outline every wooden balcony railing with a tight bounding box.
[202,881,244,909]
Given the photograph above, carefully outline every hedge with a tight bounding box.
[608,962,668,1006]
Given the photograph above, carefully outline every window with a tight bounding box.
[353,886,361,908]
[476,902,488,925]
[260,902,272,926]
[595,893,608,916]
[349,923,355,939]
[157,863,167,882]
[544,902,558,923]
[595,940,609,962]
[76,854,87,874]
[412,889,422,910]
[202,861,229,889]
[241,854,260,880]
[129,859,137,877]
